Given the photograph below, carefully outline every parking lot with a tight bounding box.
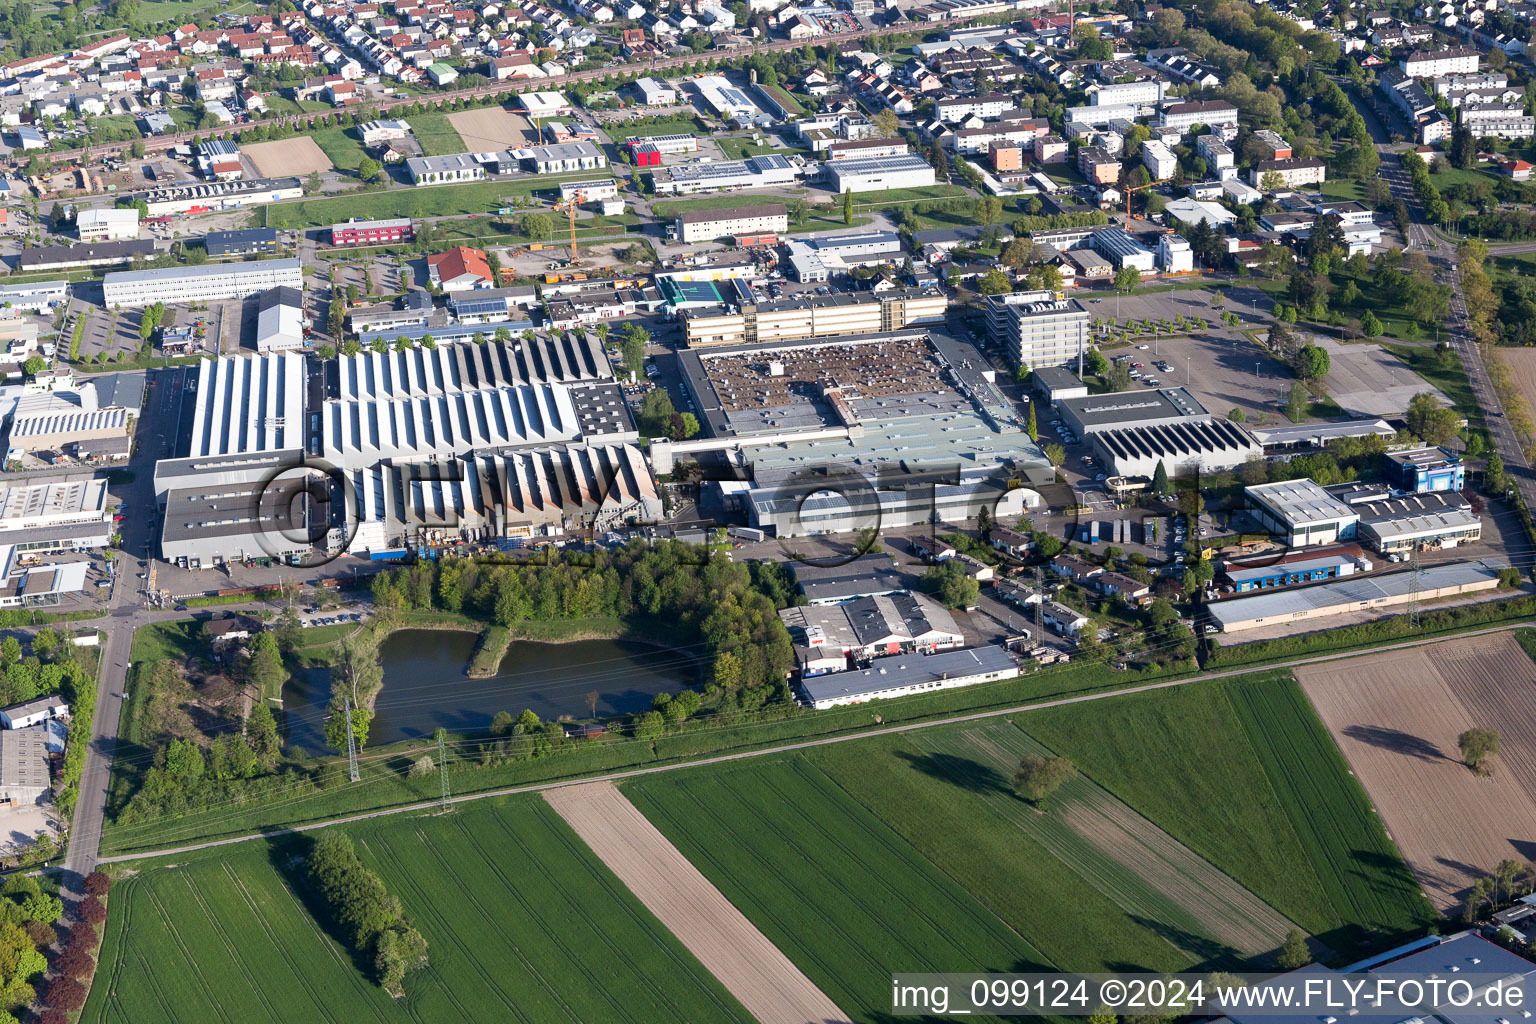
[1122,333,1298,425]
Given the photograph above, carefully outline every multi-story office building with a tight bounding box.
[984,290,1090,372]
[675,204,789,244]
[682,289,948,348]
[103,258,303,307]
[76,208,140,243]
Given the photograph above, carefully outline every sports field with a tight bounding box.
[244,137,333,177]
[1298,636,1536,909]
[81,799,755,1024]
[1024,671,1436,951]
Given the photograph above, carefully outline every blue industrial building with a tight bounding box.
[1222,553,1359,593]
[1384,446,1463,493]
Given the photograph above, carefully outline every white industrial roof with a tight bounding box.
[1245,478,1359,526]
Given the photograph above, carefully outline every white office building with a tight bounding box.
[1158,233,1193,273]
[104,258,303,308]
[985,290,1091,372]
[76,207,140,243]
[0,280,67,313]
[1091,228,1156,272]
[405,153,487,184]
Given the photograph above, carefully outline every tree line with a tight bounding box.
[369,544,796,700]
[307,831,429,992]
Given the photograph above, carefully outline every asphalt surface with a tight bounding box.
[60,366,193,891]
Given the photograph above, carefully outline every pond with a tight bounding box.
[282,629,698,753]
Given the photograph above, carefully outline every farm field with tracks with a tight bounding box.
[1025,671,1436,952]
[1297,635,1536,910]
[81,798,755,1024]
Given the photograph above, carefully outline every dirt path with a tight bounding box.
[544,781,852,1024]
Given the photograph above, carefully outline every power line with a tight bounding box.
[343,695,360,784]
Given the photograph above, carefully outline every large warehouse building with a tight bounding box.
[1244,479,1360,547]
[651,154,798,195]
[104,258,303,307]
[824,154,937,192]
[1058,387,1208,437]
[1207,559,1505,633]
[1090,419,1261,479]
[184,352,306,458]
[160,338,663,567]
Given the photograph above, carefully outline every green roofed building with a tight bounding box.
[658,277,723,312]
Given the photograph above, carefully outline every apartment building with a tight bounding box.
[103,258,303,307]
[1158,99,1239,132]
[675,204,789,244]
[1250,157,1327,188]
[1400,47,1478,77]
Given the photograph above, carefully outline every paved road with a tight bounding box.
[34,18,972,166]
[1344,87,1536,542]
[59,367,191,890]
[92,615,1536,866]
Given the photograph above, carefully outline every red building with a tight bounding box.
[330,217,415,246]
[629,142,662,167]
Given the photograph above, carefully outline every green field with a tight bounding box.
[83,799,755,1024]
[263,174,617,228]
[1024,672,1436,954]
[407,111,469,156]
[308,125,370,172]
[620,119,707,138]
[624,757,1046,1023]
[806,724,1291,968]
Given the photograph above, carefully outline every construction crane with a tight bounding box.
[1123,176,1171,227]
[553,190,586,267]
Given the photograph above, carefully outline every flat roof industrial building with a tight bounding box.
[1058,387,1207,436]
[1353,490,1481,555]
[1244,479,1360,547]
[651,154,797,195]
[1091,419,1261,479]
[1207,559,1505,633]
[797,644,1017,709]
[104,258,303,307]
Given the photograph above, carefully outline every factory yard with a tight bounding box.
[1297,634,1536,910]
[447,106,534,150]
[242,137,334,178]
[1318,337,1448,418]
